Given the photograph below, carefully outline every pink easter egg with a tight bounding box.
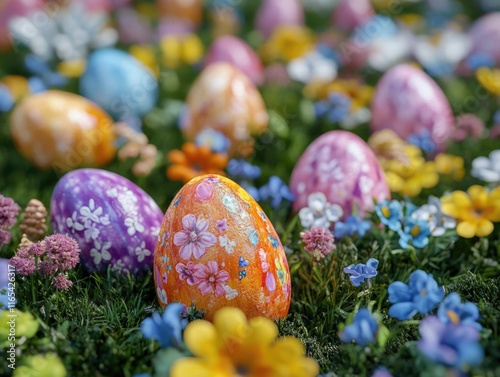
[255,0,304,38]
[370,64,454,150]
[0,0,43,50]
[468,12,500,65]
[331,0,374,32]
[290,131,390,218]
[204,36,264,85]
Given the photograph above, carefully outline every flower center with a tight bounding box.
[208,276,215,283]
[420,289,427,297]
[446,310,460,325]
[189,231,198,242]
[381,206,390,218]
[410,225,420,237]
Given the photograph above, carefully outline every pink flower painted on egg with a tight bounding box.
[173,214,216,259]
[194,181,214,202]
[175,261,199,286]
[193,261,230,296]
[266,272,276,293]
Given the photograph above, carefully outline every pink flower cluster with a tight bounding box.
[10,234,80,290]
[300,226,336,261]
[0,194,20,247]
[452,114,485,142]
[175,260,229,296]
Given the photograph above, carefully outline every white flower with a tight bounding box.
[223,285,238,300]
[339,107,371,129]
[411,196,456,237]
[135,241,151,263]
[118,190,138,214]
[157,287,168,304]
[80,199,103,224]
[84,222,100,242]
[124,218,145,236]
[219,235,236,253]
[471,150,500,184]
[90,241,112,265]
[298,192,343,229]
[106,188,118,197]
[367,31,413,71]
[287,50,338,84]
[66,211,84,232]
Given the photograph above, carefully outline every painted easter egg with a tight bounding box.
[80,48,158,120]
[370,64,454,150]
[180,63,268,157]
[154,174,291,321]
[50,169,163,274]
[204,36,264,86]
[9,90,116,171]
[290,130,390,218]
[255,0,304,38]
[331,0,374,32]
[157,0,203,29]
[468,12,500,65]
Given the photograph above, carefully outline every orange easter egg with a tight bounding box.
[180,63,269,157]
[9,90,116,172]
[154,174,291,321]
[157,0,203,28]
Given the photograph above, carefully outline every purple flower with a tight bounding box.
[194,181,214,203]
[0,194,20,230]
[418,316,484,370]
[173,214,216,260]
[334,215,371,238]
[52,273,73,290]
[343,258,379,287]
[407,129,437,154]
[340,308,378,346]
[216,219,228,234]
[315,92,352,124]
[227,159,261,180]
[371,367,393,377]
[258,176,295,209]
[175,262,199,286]
[0,229,12,247]
[44,234,80,271]
[437,293,481,330]
[140,303,188,348]
[388,270,444,320]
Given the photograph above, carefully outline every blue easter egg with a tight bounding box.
[80,48,158,120]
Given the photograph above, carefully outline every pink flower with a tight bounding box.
[453,114,485,142]
[194,182,214,203]
[0,194,20,230]
[173,214,216,259]
[216,219,228,233]
[38,260,58,277]
[175,261,200,286]
[53,273,73,290]
[300,226,336,260]
[490,125,500,139]
[193,261,229,296]
[9,256,35,275]
[44,234,80,271]
[0,229,12,247]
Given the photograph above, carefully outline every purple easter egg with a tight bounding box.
[50,169,163,274]
[290,131,390,218]
[204,36,264,86]
[255,0,304,38]
[468,12,500,65]
[331,0,374,32]
[370,64,454,150]
[0,258,9,288]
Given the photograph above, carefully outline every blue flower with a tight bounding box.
[315,92,351,124]
[241,181,260,201]
[258,176,295,209]
[343,258,379,287]
[24,54,68,89]
[340,308,378,346]
[494,110,500,125]
[0,85,14,113]
[465,53,495,71]
[334,215,371,239]
[371,367,393,377]
[388,270,444,320]
[437,293,481,331]
[398,217,431,249]
[418,315,484,370]
[227,159,261,180]
[140,303,187,348]
[375,200,402,231]
[195,129,230,153]
[407,129,437,154]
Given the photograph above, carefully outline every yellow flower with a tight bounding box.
[260,26,315,63]
[170,307,319,377]
[13,353,66,377]
[434,153,465,181]
[475,67,500,96]
[1,75,30,101]
[57,59,86,78]
[368,130,409,165]
[303,79,373,110]
[441,185,500,238]
[160,34,204,69]
[0,309,39,340]
[129,44,159,76]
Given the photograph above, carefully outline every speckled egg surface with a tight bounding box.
[290,130,390,218]
[50,169,163,274]
[370,64,454,150]
[154,174,291,321]
[180,62,268,158]
[9,90,116,171]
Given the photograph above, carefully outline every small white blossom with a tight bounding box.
[471,150,500,184]
[299,192,343,229]
[411,196,456,237]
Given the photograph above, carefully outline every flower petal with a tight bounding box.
[475,218,494,237]
[183,320,219,358]
[170,358,215,377]
[456,221,477,238]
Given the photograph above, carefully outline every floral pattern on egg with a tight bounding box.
[154,174,291,321]
[50,169,163,274]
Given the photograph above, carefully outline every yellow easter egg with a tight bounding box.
[9,90,116,172]
[154,174,291,321]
